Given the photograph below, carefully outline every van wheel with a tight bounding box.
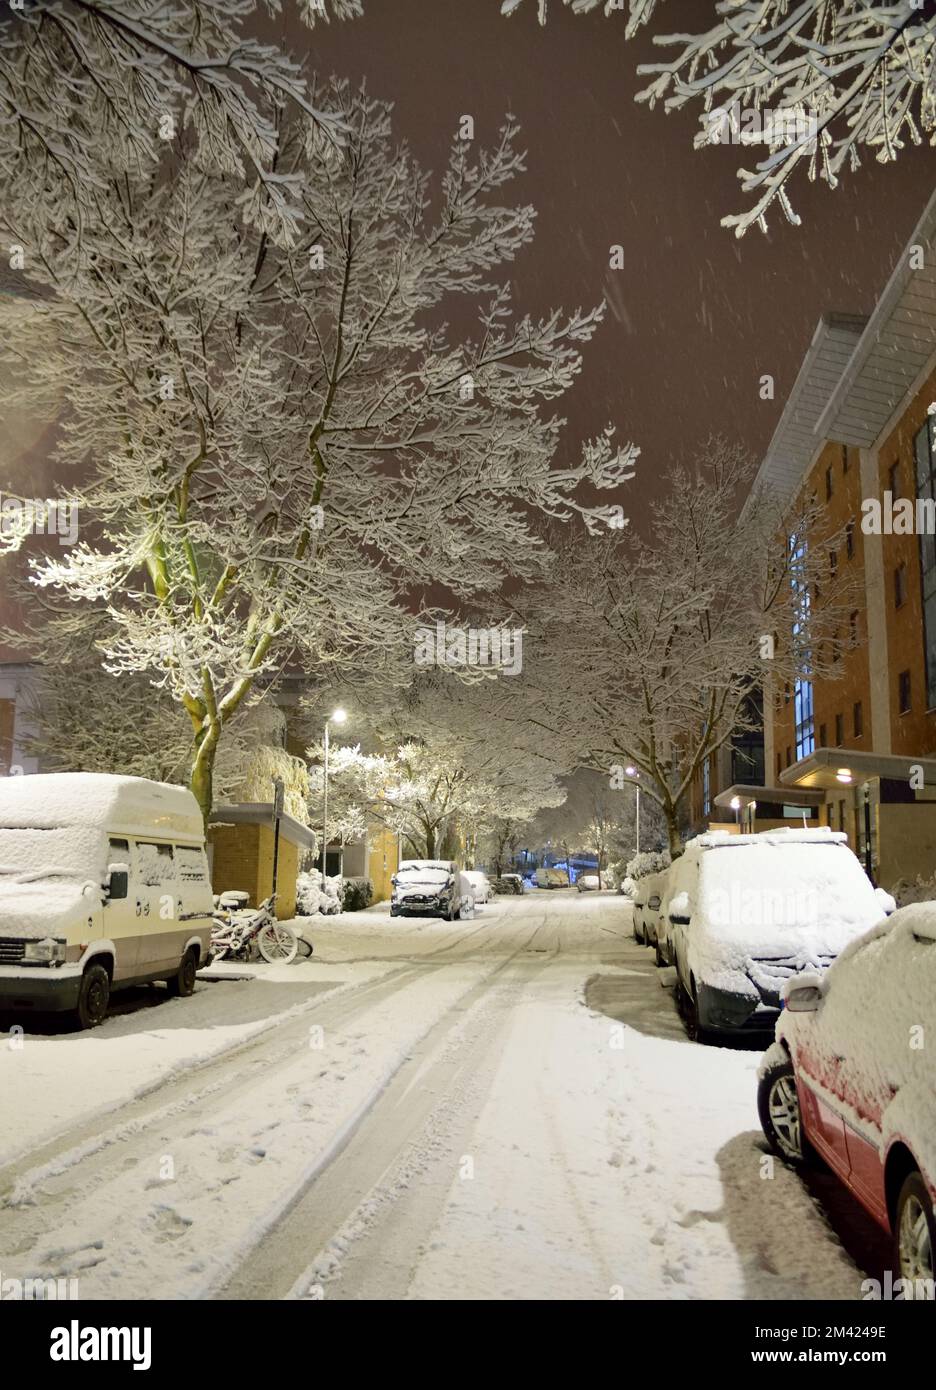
[167,948,198,998]
[76,963,110,1030]
[680,976,713,1045]
[894,1171,935,1291]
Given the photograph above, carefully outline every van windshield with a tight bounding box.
[0,826,103,884]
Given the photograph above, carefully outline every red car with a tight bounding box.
[758,903,936,1293]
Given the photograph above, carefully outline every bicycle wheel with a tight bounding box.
[295,935,314,959]
[257,921,298,965]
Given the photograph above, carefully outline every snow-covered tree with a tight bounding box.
[501,439,860,856]
[9,605,310,817]
[1,83,634,824]
[0,0,357,243]
[501,1,936,234]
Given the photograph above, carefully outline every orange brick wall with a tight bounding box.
[209,821,300,919]
[771,440,871,771]
[876,361,936,756]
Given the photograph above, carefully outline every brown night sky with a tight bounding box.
[302,0,936,520]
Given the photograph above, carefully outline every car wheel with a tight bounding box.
[633,918,645,945]
[894,1171,936,1292]
[390,905,400,917]
[76,963,110,1030]
[166,948,198,997]
[758,1056,812,1166]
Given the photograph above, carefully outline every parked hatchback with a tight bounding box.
[667,829,888,1041]
[759,903,935,1293]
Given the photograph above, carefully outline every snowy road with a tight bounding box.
[0,891,881,1300]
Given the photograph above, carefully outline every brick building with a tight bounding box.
[748,190,936,890]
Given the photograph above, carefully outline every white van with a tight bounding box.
[666,828,892,1041]
[0,773,214,1028]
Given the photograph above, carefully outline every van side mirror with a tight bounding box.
[106,862,130,901]
[668,890,690,924]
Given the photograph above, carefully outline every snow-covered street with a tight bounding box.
[0,891,881,1301]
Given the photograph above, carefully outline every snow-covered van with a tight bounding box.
[534,866,569,889]
[667,828,891,1040]
[0,773,213,1028]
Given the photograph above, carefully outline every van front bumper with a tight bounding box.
[697,981,776,1034]
[0,965,82,1012]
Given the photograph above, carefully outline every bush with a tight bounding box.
[296,869,344,916]
[342,877,373,912]
[891,873,936,908]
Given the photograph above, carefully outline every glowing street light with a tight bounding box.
[321,707,349,878]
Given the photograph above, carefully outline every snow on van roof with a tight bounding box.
[0,773,204,842]
[693,827,847,850]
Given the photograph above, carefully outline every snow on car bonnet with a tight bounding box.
[695,830,881,968]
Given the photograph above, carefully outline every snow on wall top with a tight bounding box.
[0,773,204,842]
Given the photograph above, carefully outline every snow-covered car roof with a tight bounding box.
[692,827,848,850]
[0,773,204,843]
[398,859,456,873]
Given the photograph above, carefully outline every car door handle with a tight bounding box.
[136,900,143,916]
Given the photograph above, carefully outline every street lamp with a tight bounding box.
[730,794,741,828]
[321,708,348,880]
[625,766,641,856]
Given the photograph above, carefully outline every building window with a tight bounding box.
[849,609,859,646]
[895,563,907,609]
[786,746,792,768]
[829,548,838,577]
[789,533,815,759]
[825,466,833,501]
[818,723,827,748]
[835,712,844,745]
[915,417,936,708]
[776,752,782,780]
[853,701,863,738]
[702,755,711,816]
[842,444,849,474]
[899,669,911,715]
[845,522,855,560]
[889,460,901,499]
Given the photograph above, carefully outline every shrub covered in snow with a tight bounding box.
[296,870,344,917]
[891,873,936,908]
[342,877,373,912]
[626,849,671,881]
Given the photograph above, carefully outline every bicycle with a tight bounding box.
[210,894,312,966]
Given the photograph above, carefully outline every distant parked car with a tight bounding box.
[390,860,474,920]
[463,869,492,904]
[490,875,523,896]
[759,902,934,1291]
[576,872,610,892]
[632,870,665,947]
[668,828,891,1041]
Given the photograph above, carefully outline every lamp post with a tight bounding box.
[321,707,347,880]
[625,766,640,857]
[730,794,741,829]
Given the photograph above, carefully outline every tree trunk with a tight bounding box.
[190,721,220,831]
[665,805,682,859]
